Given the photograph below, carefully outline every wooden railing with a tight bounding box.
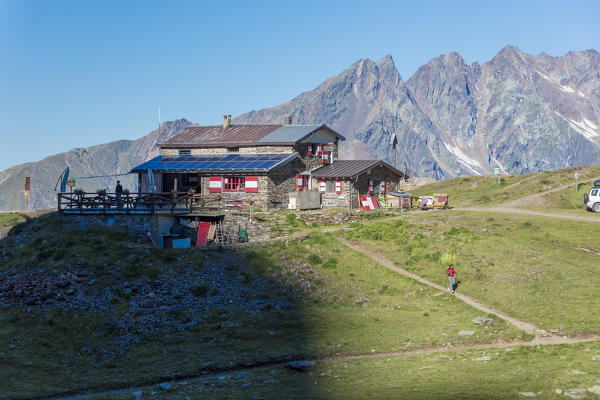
[57,192,243,215]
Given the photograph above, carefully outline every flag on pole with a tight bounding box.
[60,167,70,192]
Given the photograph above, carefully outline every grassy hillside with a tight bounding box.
[3,200,600,398]
[341,211,600,334]
[96,342,600,399]
[0,212,26,227]
[0,214,521,399]
[411,164,600,210]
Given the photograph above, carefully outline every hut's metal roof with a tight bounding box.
[160,125,281,147]
[311,160,406,179]
[160,123,344,148]
[257,124,345,144]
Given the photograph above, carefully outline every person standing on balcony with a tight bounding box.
[115,180,123,208]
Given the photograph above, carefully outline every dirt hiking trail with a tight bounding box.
[336,237,546,338]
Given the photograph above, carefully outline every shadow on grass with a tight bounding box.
[0,213,326,399]
[453,279,461,292]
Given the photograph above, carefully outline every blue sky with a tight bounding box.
[0,0,598,171]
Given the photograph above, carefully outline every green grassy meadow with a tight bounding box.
[95,342,600,400]
[412,164,600,210]
[0,214,521,399]
[0,212,26,227]
[342,211,600,334]
[3,162,600,399]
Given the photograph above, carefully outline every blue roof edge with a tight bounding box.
[266,153,297,172]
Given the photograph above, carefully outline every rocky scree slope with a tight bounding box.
[0,215,293,345]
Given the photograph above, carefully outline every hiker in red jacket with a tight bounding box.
[447,264,456,294]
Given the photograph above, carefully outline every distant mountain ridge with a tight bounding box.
[0,119,192,211]
[1,46,599,210]
[237,46,600,179]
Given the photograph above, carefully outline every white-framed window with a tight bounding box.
[178,149,191,155]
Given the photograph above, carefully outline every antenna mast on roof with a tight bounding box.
[158,106,161,138]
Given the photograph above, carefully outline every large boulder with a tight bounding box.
[289,360,315,371]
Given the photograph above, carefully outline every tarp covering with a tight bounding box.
[196,222,211,247]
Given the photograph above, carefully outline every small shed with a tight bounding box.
[311,160,407,210]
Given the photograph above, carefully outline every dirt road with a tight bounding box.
[454,206,600,222]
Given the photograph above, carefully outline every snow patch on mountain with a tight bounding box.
[568,119,599,140]
[560,85,575,94]
[443,143,483,175]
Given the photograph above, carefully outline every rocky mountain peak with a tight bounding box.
[376,54,395,68]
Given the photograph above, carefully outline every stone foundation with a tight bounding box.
[60,212,273,245]
[61,214,176,243]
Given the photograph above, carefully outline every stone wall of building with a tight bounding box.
[199,175,270,210]
[160,142,338,161]
[267,157,306,208]
[159,146,294,156]
[311,165,403,210]
[294,142,339,172]
[160,148,178,156]
[320,180,353,209]
[61,214,177,243]
[61,212,276,246]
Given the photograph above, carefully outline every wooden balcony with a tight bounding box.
[57,192,244,215]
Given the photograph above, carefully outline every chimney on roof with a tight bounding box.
[283,115,292,125]
[223,114,232,130]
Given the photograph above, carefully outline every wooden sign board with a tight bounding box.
[67,179,76,187]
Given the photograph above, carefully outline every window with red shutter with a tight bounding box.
[209,177,222,193]
[335,181,342,194]
[245,176,258,193]
[223,176,245,192]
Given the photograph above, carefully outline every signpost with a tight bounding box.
[23,177,30,212]
[575,173,579,192]
[493,166,500,184]
[67,179,76,192]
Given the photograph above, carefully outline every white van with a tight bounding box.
[584,183,600,212]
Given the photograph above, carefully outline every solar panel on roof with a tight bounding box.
[131,153,296,173]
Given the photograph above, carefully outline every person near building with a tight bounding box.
[115,180,123,208]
